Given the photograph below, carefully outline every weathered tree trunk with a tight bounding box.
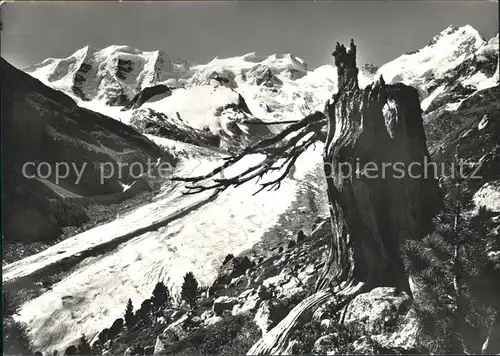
[248,41,441,355]
[317,41,441,292]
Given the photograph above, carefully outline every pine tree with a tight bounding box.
[124,298,136,328]
[151,281,171,310]
[77,334,91,355]
[403,144,495,353]
[181,272,199,308]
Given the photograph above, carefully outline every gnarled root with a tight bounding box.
[247,282,366,355]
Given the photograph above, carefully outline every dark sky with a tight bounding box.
[1,1,498,69]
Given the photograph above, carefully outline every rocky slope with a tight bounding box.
[75,219,421,356]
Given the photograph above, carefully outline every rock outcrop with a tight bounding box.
[123,84,173,110]
[343,287,412,335]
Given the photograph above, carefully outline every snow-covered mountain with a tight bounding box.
[377,25,499,112]
[24,25,498,146]
[24,46,377,152]
[24,45,191,104]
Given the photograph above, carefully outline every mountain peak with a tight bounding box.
[429,24,484,47]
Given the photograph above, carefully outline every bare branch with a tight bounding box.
[171,111,327,195]
[242,119,301,125]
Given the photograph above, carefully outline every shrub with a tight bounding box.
[167,313,260,355]
[135,299,154,327]
[290,320,323,354]
[289,319,360,355]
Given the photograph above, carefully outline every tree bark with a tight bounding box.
[248,42,441,355]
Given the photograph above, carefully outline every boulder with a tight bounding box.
[232,294,261,315]
[257,285,273,301]
[343,287,412,335]
[278,277,302,299]
[200,310,214,320]
[123,345,143,356]
[214,256,254,286]
[144,345,154,355]
[253,300,289,335]
[213,296,239,316]
[160,313,188,338]
[371,309,421,352]
[351,336,379,354]
[259,265,279,280]
[229,275,248,288]
[313,333,340,354]
[155,320,189,356]
[263,273,290,289]
[237,288,255,300]
[204,315,223,326]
